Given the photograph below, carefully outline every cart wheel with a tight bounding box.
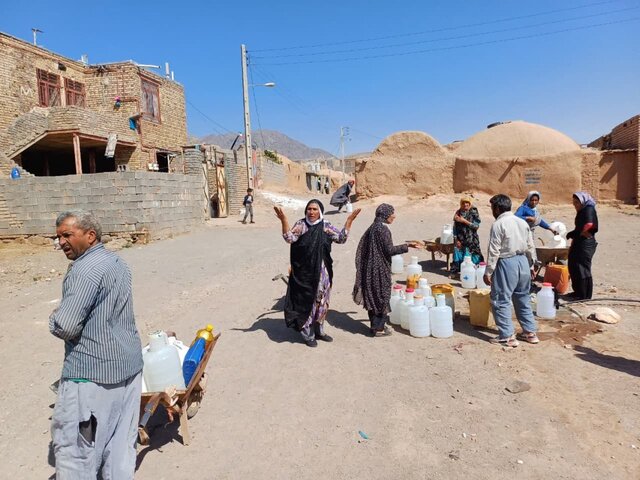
[138,426,150,446]
[186,393,202,419]
[186,373,207,419]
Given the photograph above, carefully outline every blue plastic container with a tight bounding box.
[10,167,21,179]
[183,337,206,386]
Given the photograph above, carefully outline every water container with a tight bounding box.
[183,337,206,385]
[424,295,436,308]
[469,289,495,327]
[400,288,415,330]
[543,264,570,294]
[431,284,455,313]
[193,324,215,346]
[10,167,21,179]
[391,255,404,274]
[536,282,556,319]
[548,221,567,237]
[406,256,422,290]
[389,284,404,314]
[441,224,454,244]
[346,202,353,213]
[430,294,453,338]
[460,258,476,289]
[143,331,186,392]
[418,277,432,298]
[409,296,430,338]
[476,262,489,289]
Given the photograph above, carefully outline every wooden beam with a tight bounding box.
[73,133,82,174]
[89,150,96,173]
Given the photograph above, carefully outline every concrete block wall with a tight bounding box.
[259,157,286,187]
[0,172,206,237]
[224,151,248,215]
[184,148,204,176]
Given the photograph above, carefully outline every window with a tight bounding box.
[37,69,61,107]
[64,78,86,107]
[141,78,161,123]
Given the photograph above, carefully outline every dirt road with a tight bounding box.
[1,193,638,479]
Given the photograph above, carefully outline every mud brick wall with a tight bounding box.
[454,151,585,204]
[0,172,206,238]
[598,150,638,203]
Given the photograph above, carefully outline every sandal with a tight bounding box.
[374,327,393,337]
[517,332,539,344]
[490,335,519,348]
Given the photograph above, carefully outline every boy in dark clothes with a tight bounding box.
[242,188,254,224]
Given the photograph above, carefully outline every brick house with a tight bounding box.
[0,31,187,177]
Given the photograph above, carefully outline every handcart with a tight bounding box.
[138,333,220,446]
[535,246,569,278]
[424,237,455,271]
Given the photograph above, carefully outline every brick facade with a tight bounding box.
[0,32,187,175]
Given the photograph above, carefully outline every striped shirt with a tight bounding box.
[49,243,143,384]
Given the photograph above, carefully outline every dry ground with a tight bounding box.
[0,192,638,479]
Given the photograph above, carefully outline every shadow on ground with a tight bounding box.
[325,309,370,336]
[453,313,495,342]
[573,345,640,377]
[136,408,182,471]
[418,259,451,277]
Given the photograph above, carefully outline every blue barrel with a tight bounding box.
[10,167,21,179]
[182,337,206,386]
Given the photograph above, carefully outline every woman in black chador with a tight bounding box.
[566,192,599,299]
[275,200,361,347]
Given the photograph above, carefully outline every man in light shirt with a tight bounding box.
[482,194,539,348]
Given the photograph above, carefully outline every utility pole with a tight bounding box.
[241,44,253,189]
[340,126,349,181]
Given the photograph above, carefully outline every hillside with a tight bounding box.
[200,130,335,161]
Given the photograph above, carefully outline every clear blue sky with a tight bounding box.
[3,0,639,156]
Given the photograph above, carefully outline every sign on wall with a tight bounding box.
[524,168,542,185]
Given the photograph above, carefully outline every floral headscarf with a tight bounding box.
[375,203,394,221]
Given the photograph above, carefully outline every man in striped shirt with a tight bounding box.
[49,210,143,479]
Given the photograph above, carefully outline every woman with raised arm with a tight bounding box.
[275,199,361,347]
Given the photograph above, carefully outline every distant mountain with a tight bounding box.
[200,130,336,162]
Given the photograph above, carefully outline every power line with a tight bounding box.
[252,6,638,59]
[254,17,640,66]
[251,0,623,52]
[186,98,234,135]
[348,127,383,141]
[253,64,384,149]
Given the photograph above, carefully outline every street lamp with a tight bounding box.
[241,44,275,189]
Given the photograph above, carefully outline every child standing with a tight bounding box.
[242,188,255,224]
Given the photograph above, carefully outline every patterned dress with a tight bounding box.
[283,219,348,330]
